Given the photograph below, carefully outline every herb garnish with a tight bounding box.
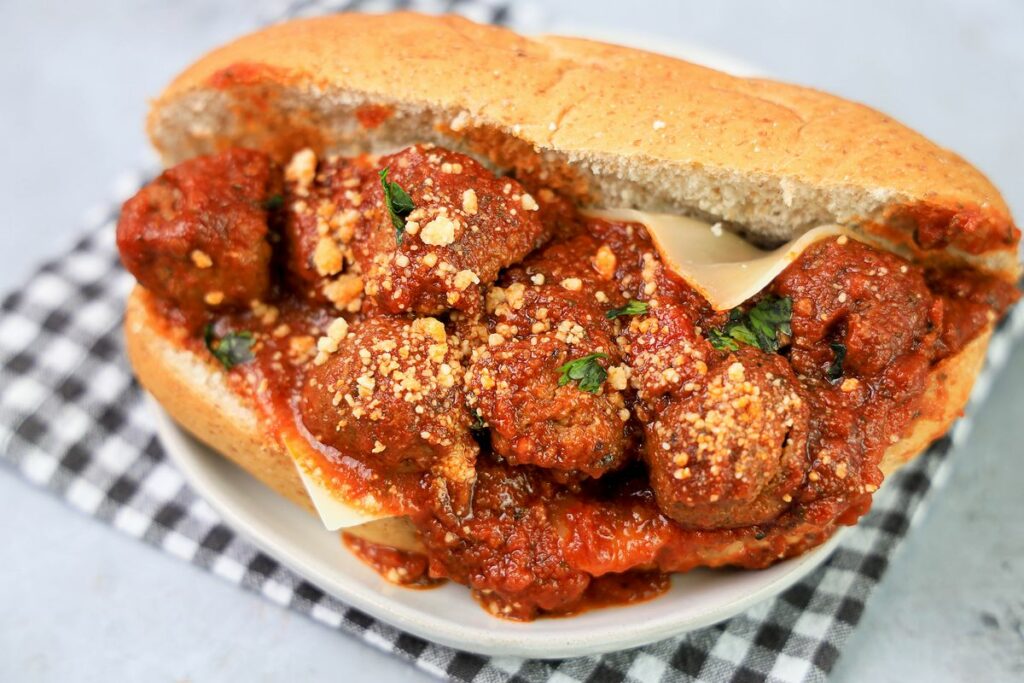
[379,167,415,244]
[826,342,846,382]
[470,408,487,432]
[557,352,608,394]
[606,299,649,320]
[707,296,793,353]
[204,326,255,369]
[262,194,285,211]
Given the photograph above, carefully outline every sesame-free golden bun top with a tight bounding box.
[147,13,1020,280]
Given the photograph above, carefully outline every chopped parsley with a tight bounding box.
[470,409,487,432]
[826,342,847,382]
[379,167,415,243]
[707,296,793,353]
[557,352,608,394]
[262,194,285,211]
[605,299,649,320]
[204,326,255,370]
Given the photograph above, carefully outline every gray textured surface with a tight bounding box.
[1,1,1022,681]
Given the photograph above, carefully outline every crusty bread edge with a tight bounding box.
[125,286,992,551]
[125,291,312,510]
[878,327,990,475]
[124,287,423,551]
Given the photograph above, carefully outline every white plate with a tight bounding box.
[152,400,843,658]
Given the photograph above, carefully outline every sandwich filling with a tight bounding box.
[117,144,1018,620]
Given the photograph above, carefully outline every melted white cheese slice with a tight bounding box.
[285,438,390,530]
[584,209,848,311]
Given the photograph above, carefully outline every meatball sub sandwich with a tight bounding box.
[118,13,1020,619]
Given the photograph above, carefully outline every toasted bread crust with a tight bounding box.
[124,289,422,550]
[125,287,992,549]
[125,290,313,512]
[148,13,1019,279]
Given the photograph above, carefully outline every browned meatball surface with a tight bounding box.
[466,234,632,479]
[624,299,809,529]
[645,349,809,529]
[355,144,551,315]
[280,149,376,310]
[771,237,937,380]
[116,149,276,318]
[624,302,712,407]
[467,333,628,479]
[299,315,478,508]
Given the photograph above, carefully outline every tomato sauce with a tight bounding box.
[354,104,395,130]
[343,533,443,588]
[123,145,1019,620]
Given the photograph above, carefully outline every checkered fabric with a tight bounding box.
[2,1,1022,681]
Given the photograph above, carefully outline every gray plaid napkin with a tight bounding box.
[2,1,1022,681]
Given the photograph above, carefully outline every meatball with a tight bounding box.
[299,315,477,510]
[467,333,628,478]
[771,237,938,380]
[624,302,712,408]
[770,237,954,503]
[414,462,590,620]
[465,235,632,479]
[623,301,809,529]
[279,149,376,309]
[644,349,809,529]
[116,148,276,317]
[355,144,552,315]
